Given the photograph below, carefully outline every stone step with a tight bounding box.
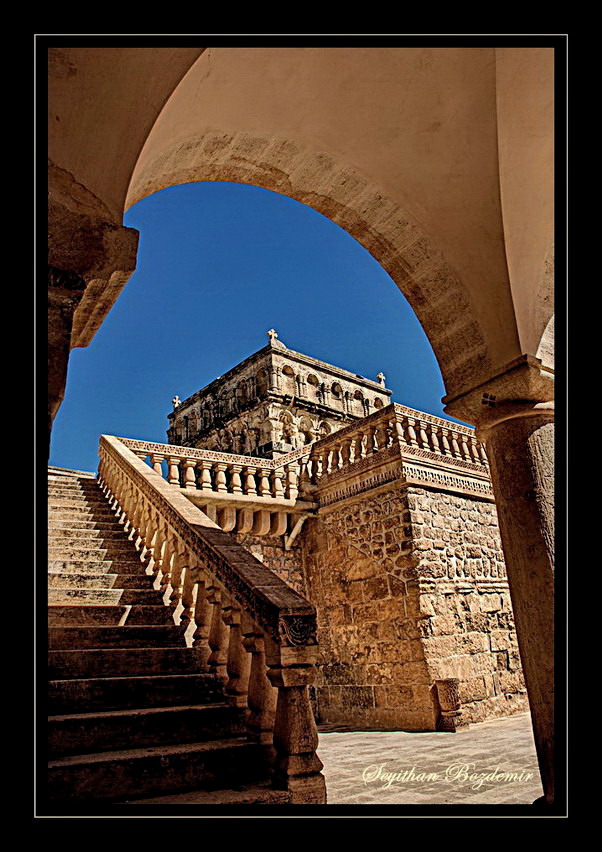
[48,495,112,508]
[47,738,267,802]
[48,646,205,680]
[48,483,102,496]
[48,560,147,575]
[48,516,125,535]
[121,782,291,805]
[48,503,117,517]
[48,604,174,627]
[48,546,138,562]
[48,703,245,757]
[48,467,96,480]
[48,605,129,626]
[48,625,186,650]
[48,571,155,588]
[48,528,127,540]
[47,588,167,607]
[48,673,225,714]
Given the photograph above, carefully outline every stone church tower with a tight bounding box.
[167,330,392,458]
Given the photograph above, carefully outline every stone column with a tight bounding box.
[445,355,555,804]
[478,405,554,802]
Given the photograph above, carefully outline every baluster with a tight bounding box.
[469,436,481,464]
[222,604,252,707]
[242,618,278,748]
[460,434,472,461]
[392,417,406,448]
[136,503,153,558]
[259,467,272,497]
[376,423,389,451]
[405,417,419,448]
[148,521,166,583]
[180,562,196,633]
[479,441,489,466]
[356,432,367,459]
[199,460,213,492]
[183,458,197,489]
[244,465,258,496]
[341,437,352,466]
[168,545,186,610]
[230,463,243,494]
[150,454,165,477]
[215,463,228,493]
[167,456,181,486]
[450,431,462,457]
[298,460,311,494]
[285,463,300,500]
[272,468,285,499]
[311,454,323,483]
[428,424,441,454]
[158,527,175,597]
[368,426,378,454]
[192,576,212,668]
[206,586,229,680]
[440,428,452,456]
[418,420,430,449]
[331,444,341,471]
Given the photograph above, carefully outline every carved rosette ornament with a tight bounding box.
[278,614,318,646]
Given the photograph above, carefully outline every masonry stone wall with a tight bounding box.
[232,532,305,595]
[407,486,527,724]
[301,485,437,731]
[298,482,527,730]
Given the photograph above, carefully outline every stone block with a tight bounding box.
[429,614,460,636]
[373,684,414,708]
[494,670,525,694]
[489,629,513,652]
[321,662,365,686]
[458,676,489,703]
[340,686,375,709]
[479,593,502,612]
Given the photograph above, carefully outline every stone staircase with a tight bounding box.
[47,467,290,805]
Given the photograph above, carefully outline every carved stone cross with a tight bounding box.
[267,329,279,341]
[377,373,386,387]
[172,395,181,409]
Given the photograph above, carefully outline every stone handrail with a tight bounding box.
[306,403,488,485]
[119,437,311,503]
[97,435,326,804]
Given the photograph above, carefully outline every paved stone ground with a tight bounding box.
[317,712,543,805]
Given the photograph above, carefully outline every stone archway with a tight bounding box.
[126,130,493,400]
[47,44,557,804]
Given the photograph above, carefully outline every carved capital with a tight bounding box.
[443,355,554,429]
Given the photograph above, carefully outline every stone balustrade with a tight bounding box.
[97,434,326,804]
[119,438,311,503]
[305,403,488,487]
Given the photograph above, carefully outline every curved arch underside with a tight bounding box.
[127,130,493,400]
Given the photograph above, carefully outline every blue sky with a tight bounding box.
[49,181,460,474]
